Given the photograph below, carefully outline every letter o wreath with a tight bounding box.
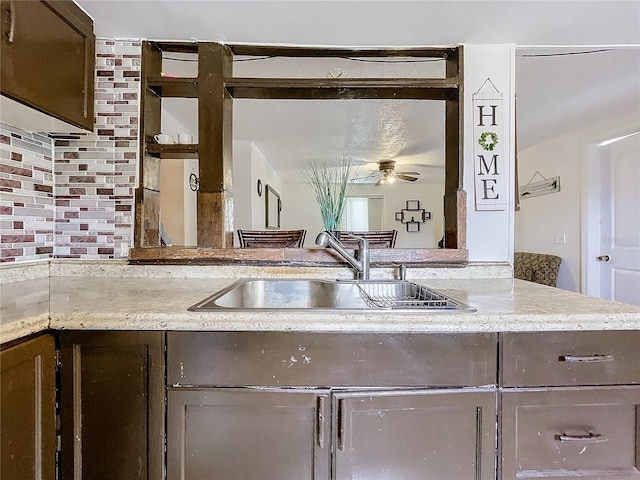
[478,132,499,151]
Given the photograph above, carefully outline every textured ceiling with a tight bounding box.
[76,0,640,181]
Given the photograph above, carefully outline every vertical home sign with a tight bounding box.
[473,78,507,211]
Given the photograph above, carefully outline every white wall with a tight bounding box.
[280,181,444,248]
[280,182,324,247]
[515,108,640,292]
[232,141,282,244]
[351,183,444,248]
[233,141,253,233]
[463,44,516,263]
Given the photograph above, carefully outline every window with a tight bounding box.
[341,196,384,231]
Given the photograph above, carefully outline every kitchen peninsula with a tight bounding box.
[2,260,640,480]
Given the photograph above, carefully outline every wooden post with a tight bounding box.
[135,41,163,247]
[444,45,463,249]
[197,43,234,248]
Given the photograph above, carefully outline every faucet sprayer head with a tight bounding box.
[315,231,331,247]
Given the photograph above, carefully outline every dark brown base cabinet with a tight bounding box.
[500,331,640,480]
[58,331,165,480]
[166,331,498,480]
[0,334,56,480]
[4,329,640,479]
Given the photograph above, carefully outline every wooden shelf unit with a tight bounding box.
[135,41,463,256]
[145,143,199,159]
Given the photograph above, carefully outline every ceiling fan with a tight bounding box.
[367,160,421,186]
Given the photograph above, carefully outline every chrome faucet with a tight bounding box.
[315,232,370,280]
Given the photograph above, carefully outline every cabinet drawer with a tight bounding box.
[501,331,640,387]
[167,331,497,387]
[501,386,640,479]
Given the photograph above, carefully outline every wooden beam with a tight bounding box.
[146,78,198,98]
[226,78,458,100]
[197,43,234,248]
[229,44,456,59]
[444,46,463,249]
[128,246,469,266]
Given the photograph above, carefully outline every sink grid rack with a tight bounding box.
[356,281,467,310]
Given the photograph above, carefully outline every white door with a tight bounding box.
[599,133,640,306]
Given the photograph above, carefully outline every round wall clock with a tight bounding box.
[189,173,199,192]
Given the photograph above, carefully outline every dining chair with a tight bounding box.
[237,229,306,248]
[335,230,398,249]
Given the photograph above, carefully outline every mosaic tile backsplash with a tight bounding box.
[0,127,54,261]
[1,39,140,263]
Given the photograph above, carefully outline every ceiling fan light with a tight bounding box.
[387,175,396,184]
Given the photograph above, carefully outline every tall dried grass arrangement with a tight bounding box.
[302,157,360,233]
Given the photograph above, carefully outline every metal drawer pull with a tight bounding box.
[559,354,614,362]
[337,398,345,451]
[4,2,15,43]
[317,396,325,448]
[557,432,608,443]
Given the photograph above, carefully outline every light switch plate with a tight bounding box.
[554,232,566,244]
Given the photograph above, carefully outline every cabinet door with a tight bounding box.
[501,386,640,479]
[167,388,331,480]
[0,0,95,130]
[0,334,56,480]
[333,388,497,480]
[59,331,165,480]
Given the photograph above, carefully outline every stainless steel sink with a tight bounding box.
[188,279,475,312]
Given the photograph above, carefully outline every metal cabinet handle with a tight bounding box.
[317,396,325,448]
[3,1,15,43]
[559,354,614,363]
[556,432,608,443]
[337,398,345,451]
[596,255,610,262]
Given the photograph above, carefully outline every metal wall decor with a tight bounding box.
[519,171,560,200]
[189,172,199,192]
[395,200,431,232]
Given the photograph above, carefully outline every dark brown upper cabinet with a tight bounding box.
[0,0,95,131]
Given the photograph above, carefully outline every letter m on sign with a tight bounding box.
[477,154,499,175]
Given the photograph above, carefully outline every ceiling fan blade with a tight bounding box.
[374,177,385,186]
[395,174,419,182]
[395,171,421,176]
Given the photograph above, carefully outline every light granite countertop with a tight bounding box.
[2,260,640,344]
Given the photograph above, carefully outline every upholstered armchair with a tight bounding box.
[514,252,562,287]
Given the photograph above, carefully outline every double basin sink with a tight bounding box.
[189,279,475,312]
